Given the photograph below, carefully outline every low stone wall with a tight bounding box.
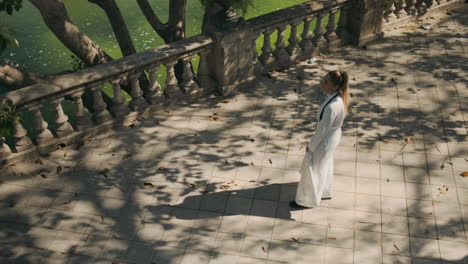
[383,0,466,30]
[0,35,215,165]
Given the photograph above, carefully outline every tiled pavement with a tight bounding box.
[1,7,468,264]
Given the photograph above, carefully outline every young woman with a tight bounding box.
[290,70,349,209]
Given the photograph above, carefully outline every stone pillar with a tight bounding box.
[207,24,255,96]
[345,0,386,46]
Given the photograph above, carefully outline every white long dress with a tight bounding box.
[295,92,345,207]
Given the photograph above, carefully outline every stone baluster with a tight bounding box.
[324,10,338,43]
[51,98,74,137]
[0,136,12,159]
[336,5,350,44]
[252,33,260,60]
[13,119,32,152]
[312,14,325,49]
[164,61,182,99]
[424,0,433,9]
[383,0,396,22]
[259,28,275,65]
[405,0,416,15]
[71,91,92,131]
[286,20,301,59]
[415,0,426,15]
[299,17,313,52]
[90,83,112,123]
[273,24,290,62]
[128,72,148,111]
[110,80,130,117]
[394,0,406,19]
[181,55,200,97]
[30,106,54,145]
[197,50,215,95]
[146,66,164,104]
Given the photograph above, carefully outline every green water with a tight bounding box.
[2,0,310,78]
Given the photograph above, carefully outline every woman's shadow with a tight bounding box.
[144,182,300,224]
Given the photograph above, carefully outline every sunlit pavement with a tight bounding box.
[1,6,467,264]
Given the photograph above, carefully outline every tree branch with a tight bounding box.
[136,0,168,37]
[0,64,59,90]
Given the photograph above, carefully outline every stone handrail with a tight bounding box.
[383,0,466,29]
[246,0,349,73]
[0,34,215,164]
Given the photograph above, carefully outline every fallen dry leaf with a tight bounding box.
[35,158,44,165]
[440,163,445,170]
[223,99,232,103]
[460,172,468,177]
[269,159,272,164]
[158,167,167,171]
[56,166,62,174]
[143,182,154,188]
[188,183,196,188]
[381,139,390,143]
[40,173,48,178]
[249,138,255,143]
[63,201,71,205]
[404,137,413,144]
[250,162,255,166]
[220,185,231,190]
[261,246,267,253]
[327,237,337,240]
[292,237,298,242]
[393,243,400,251]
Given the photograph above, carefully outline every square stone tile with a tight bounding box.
[406,183,432,201]
[355,193,381,213]
[240,235,270,260]
[410,237,441,259]
[457,187,468,205]
[381,196,407,216]
[200,194,228,213]
[382,215,409,236]
[381,180,407,198]
[334,176,356,192]
[381,164,405,182]
[327,208,355,229]
[355,211,382,232]
[296,243,325,264]
[194,211,223,232]
[383,254,411,264]
[431,185,459,204]
[326,227,354,249]
[213,232,244,255]
[404,167,430,184]
[438,240,468,262]
[407,199,435,219]
[219,214,249,234]
[245,216,274,239]
[126,241,157,263]
[325,247,353,264]
[160,225,192,248]
[334,161,356,177]
[356,177,381,195]
[225,196,252,215]
[408,217,437,239]
[180,249,211,264]
[250,199,278,217]
[299,223,327,245]
[354,231,383,264]
[267,239,298,262]
[356,161,380,179]
[271,219,301,241]
[327,191,355,210]
[382,233,411,256]
[302,207,328,225]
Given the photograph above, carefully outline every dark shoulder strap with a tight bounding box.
[319,93,340,121]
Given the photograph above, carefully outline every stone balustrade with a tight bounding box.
[0,35,214,164]
[383,0,465,29]
[247,0,348,73]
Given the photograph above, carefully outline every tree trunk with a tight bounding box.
[88,0,137,56]
[29,0,112,66]
[0,64,57,90]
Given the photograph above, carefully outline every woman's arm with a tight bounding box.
[307,107,336,153]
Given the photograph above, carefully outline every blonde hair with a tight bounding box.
[327,70,349,114]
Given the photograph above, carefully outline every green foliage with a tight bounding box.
[70,54,86,72]
[0,24,19,54]
[200,0,254,15]
[0,0,23,15]
[0,99,19,138]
